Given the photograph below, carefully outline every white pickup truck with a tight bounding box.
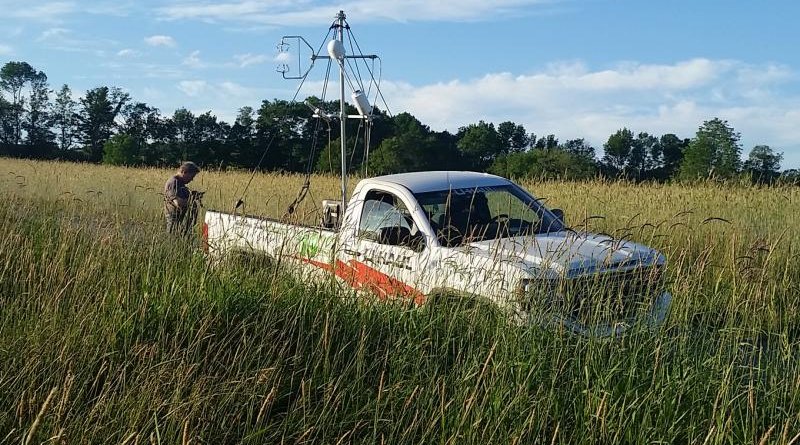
[204,171,670,335]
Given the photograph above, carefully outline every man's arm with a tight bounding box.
[172,197,187,211]
[165,177,188,212]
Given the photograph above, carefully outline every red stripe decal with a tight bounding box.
[295,256,425,305]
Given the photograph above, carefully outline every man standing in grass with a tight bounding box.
[164,161,202,235]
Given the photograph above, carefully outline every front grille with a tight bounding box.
[555,266,664,325]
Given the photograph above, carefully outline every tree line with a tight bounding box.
[1,60,795,184]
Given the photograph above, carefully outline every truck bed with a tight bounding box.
[204,209,338,269]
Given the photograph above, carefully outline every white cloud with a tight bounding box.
[234,53,270,67]
[4,27,24,38]
[219,81,257,96]
[182,50,205,68]
[86,1,134,16]
[9,2,76,22]
[157,0,557,26]
[0,44,12,55]
[37,27,70,41]
[561,58,724,91]
[35,27,118,53]
[163,80,269,123]
[144,35,176,47]
[178,80,208,96]
[116,48,141,57]
[140,64,184,79]
[377,58,800,166]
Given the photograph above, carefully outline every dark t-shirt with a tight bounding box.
[164,175,190,220]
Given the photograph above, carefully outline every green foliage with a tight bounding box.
[489,147,596,180]
[228,106,257,168]
[744,145,783,184]
[679,118,742,181]
[102,133,138,166]
[368,113,439,174]
[497,121,531,153]
[658,133,687,179]
[258,99,326,172]
[78,86,129,162]
[0,94,14,145]
[457,121,502,170]
[602,128,634,174]
[562,138,596,160]
[23,71,54,155]
[0,61,39,145]
[780,169,800,185]
[53,84,76,151]
[534,134,559,150]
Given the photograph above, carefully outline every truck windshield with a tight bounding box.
[414,184,565,247]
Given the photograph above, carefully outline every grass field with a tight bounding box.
[2,157,800,444]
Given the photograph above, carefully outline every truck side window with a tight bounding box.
[358,191,415,244]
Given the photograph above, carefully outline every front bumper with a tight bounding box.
[546,291,672,336]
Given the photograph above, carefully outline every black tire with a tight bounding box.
[224,250,277,275]
[424,289,502,324]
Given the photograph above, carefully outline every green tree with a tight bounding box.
[120,102,164,165]
[533,134,558,150]
[366,113,439,174]
[602,128,634,174]
[743,145,782,184]
[628,132,659,180]
[257,99,321,172]
[497,121,531,154]
[780,169,800,186]
[159,107,196,164]
[170,108,195,144]
[679,118,742,180]
[658,134,686,180]
[457,121,501,170]
[24,71,55,156]
[228,106,257,168]
[561,138,596,162]
[102,133,138,165]
[489,147,595,180]
[193,111,229,166]
[0,96,13,146]
[53,84,77,152]
[78,86,129,162]
[0,61,39,145]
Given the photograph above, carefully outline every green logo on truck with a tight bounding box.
[300,234,321,258]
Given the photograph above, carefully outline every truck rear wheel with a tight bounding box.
[223,250,277,275]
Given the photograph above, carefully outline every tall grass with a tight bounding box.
[1,158,800,443]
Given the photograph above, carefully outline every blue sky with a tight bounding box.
[3,0,800,167]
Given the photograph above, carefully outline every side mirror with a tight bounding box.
[551,208,565,221]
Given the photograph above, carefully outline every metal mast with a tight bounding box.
[279,11,377,215]
[336,10,348,208]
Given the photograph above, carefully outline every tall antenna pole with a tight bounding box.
[281,11,377,214]
[336,10,347,208]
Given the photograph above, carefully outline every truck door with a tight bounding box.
[341,188,429,304]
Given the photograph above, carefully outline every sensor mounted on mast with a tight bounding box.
[277,10,382,208]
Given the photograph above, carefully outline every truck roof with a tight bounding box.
[370,171,510,194]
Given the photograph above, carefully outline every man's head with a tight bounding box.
[177,161,200,183]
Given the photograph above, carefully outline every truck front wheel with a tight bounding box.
[424,289,502,325]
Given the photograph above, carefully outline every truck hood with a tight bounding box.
[467,231,664,277]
